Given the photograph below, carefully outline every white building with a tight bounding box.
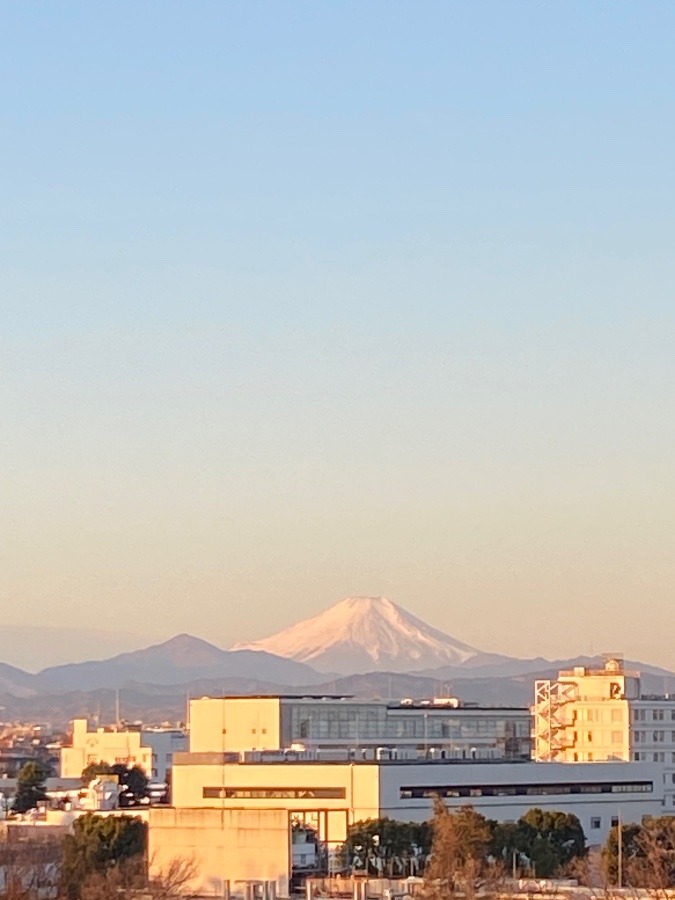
[60,719,187,781]
[533,657,675,808]
[176,695,663,845]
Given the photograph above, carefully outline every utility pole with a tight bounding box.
[617,810,623,889]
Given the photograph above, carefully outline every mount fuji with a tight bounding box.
[232,595,495,675]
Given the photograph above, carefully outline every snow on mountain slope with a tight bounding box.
[232,596,481,674]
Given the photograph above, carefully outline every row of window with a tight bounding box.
[569,731,624,744]
[633,709,675,722]
[590,816,620,830]
[581,710,625,723]
[399,781,653,800]
[633,731,675,744]
[203,787,347,800]
[633,752,672,762]
[221,728,268,735]
[289,707,525,741]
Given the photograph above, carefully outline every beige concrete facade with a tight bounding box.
[149,807,290,897]
[60,719,187,781]
[61,719,153,778]
[188,696,531,758]
[171,754,379,843]
[189,698,282,753]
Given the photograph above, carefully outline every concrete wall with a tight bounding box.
[148,807,290,897]
[189,699,282,753]
[171,760,380,842]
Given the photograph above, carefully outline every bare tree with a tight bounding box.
[146,855,198,899]
[423,799,492,900]
[76,854,197,900]
[625,816,675,897]
[0,836,60,900]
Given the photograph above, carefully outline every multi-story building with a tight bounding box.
[189,695,532,759]
[176,693,664,845]
[60,719,187,782]
[169,752,661,847]
[533,656,675,808]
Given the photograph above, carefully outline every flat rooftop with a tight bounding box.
[194,695,528,710]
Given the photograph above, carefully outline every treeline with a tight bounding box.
[346,803,675,892]
[10,759,158,817]
[344,801,586,881]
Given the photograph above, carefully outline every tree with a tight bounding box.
[81,762,149,804]
[13,760,49,814]
[343,817,432,875]
[424,800,492,899]
[633,816,675,891]
[59,813,147,900]
[112,764,149,800]
[81,762,113,784]
[0,835,61,900]
[75,854,197,900]
[602,817,675,891]
[601,821,642,886]
[492,808,586,878]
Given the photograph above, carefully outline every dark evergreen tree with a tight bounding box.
[13,760,49,813]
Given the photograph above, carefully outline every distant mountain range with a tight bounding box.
[3,596,675,727]
[0,634,322,698]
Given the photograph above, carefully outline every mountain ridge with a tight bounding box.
[35,634,323,692]
[232,595,481,674]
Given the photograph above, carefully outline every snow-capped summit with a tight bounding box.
[232,595,480,674]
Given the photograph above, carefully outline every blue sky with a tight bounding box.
[3,2,675,668]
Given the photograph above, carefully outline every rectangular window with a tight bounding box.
[399,780,653,800]
[612,710,623,723]
[612,732,623,744]
[611,816,619,827]
[203,786,346,800]
[591,818,601,829]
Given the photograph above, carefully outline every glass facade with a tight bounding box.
[285,702,530,758]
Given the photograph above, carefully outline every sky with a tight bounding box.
[2,2,675,671]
